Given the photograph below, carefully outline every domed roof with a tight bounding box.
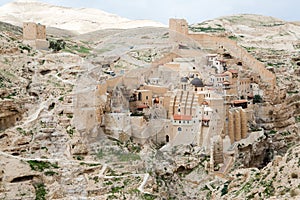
[181,77,189,83]
[190,77,204,87]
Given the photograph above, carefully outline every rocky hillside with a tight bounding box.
[0,0,166,34]
[190,14,300,50]
[0,13,299,200]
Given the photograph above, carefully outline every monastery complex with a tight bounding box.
[78,18,280,170]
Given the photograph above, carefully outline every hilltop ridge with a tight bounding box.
[0,0,166,34]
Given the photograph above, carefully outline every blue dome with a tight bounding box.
[191,77,204,87]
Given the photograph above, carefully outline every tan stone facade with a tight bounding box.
[23,22,48,50]
[169,19,276,94]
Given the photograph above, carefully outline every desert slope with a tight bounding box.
[0,0,166,34]
[190,14,300,51]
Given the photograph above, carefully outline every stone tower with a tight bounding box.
[169,18,189,42]
[23,22,48,50]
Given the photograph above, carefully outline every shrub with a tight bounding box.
[291,172,298,179]
[34,183,46,200]
[49,39,66,52]
[253,95,263,103]
[27,160,59,172]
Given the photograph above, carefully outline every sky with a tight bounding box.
[0,0,299,24]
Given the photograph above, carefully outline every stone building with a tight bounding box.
[169,18,276,94]
[23,22,49,50]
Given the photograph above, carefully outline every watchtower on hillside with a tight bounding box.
[23,22,48,50]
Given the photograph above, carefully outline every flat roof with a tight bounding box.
[173,114,192,121]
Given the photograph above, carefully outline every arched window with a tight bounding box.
[138,92,142,101]
[166,135,170,143]
[178,127,182,132]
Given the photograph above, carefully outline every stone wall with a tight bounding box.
[23,22,48,50]
[228,107,248,144]
[36,24,46,40]
[151,52,180,68]
[23,22,37,40]
[169,19,276,94]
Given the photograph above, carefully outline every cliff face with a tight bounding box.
[0,13,299,200]
[213,144,300,199]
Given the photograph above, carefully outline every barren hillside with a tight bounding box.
[0,11,299,200]
[0,0,166,34]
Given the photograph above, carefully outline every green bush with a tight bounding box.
[49,39,66,52]
[34,183,46,200]
[253,95,263,103]
[27,160,59,172]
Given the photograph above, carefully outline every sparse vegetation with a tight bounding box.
[142,193,157,200]
[34,183,46,200]
[291,172,298,179]
[189,26,225,33]
[44,170,58,176]
[16,127,27,135]
[228,35,238,40]
[49,39,66,52]
[27,160,59,172]
[253,94,263,103]
[66,126,75,137]
[19,44,32,52]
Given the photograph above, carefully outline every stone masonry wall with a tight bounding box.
[23,22,37,40]
[169,19,276,93]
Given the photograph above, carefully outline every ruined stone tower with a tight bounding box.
[23,22,48,50]
[169,18,189,42]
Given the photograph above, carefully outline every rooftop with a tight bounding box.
[173,114,192,121]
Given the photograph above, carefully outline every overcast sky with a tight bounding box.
[0,0,299,24]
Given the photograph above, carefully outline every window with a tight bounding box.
[146,96,148,100]
[166,135,170,142]
[178,127,182,131]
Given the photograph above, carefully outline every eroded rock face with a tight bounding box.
[214,144,300,199]
[0,100,23,131]
[236,129,298,169]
